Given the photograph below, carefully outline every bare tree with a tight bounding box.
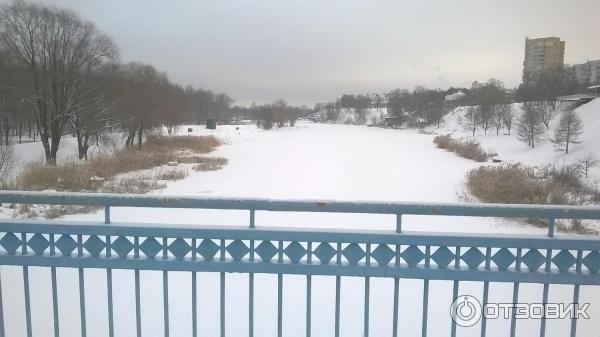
[492,104,511,136]
[118,63,168,148]
[577,153,599,179]
[0,1,118,164]
[517,102,545,148]
[0,137,12,184]
[464,106,480,137]
[551,108,583,154]
[537,101,554,129]
[501,104,515,135]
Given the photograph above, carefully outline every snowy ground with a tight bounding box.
[1,121,600,337]
[433,98,600,183]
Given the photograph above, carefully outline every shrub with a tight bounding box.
[155,168,189,181]
[17,135,222,192]
[192,157,228,171]
[466,164,599,234]
[433,135,489,162]
[466,164,546,204]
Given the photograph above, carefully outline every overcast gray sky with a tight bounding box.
[15,0,600,106]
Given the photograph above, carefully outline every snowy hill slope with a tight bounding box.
[433,98,600,181]
[318,107,387,124]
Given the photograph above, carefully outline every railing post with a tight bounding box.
[547,218,555,238]
[396,214,402,233]
[249,209,255,228]
[104,206,111,224]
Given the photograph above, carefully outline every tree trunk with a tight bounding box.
[137,121,143,149]
[75,129,90,160]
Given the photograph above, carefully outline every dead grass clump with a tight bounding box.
[44,205,101,219]
[17,161,101,191]
[192,157,228,171]
[17,135,222,192]
[433,135,452,149]
[155,168,189,181]
[102,173,168,194]
[88,150,174,178]
[467,164,597,234]
[466,164,546,204]
[433,135,489,162]
[144,135,220,154]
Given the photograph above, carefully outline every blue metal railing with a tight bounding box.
[0,191,599,337]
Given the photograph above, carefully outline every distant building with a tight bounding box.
[570,60,600,85]
[522,37,565,84]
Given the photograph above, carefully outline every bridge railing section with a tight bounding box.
[0,191,599,337]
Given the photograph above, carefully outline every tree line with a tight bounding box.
[0,1,308,166]
[317,64,587,155]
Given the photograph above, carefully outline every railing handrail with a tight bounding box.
[2,190,600,220]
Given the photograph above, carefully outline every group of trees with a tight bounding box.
[462,79,513,136]
[0,1,238,164]
[317,88,455,127]
[513,67,586,152]
[239,99,308,129]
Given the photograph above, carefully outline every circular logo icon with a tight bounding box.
[450,295,482,327]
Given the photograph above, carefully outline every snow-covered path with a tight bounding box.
[2,123,599,337]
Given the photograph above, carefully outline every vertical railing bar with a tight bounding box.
[396,214,402,233]
[364,243,371,337]
[540,284,549,337]
[220,239,226,337]
[392,242,401,337]
[421,279,429,337]
[421,246,430,337]
[481,247,491,337]
[163,270,169,337]
[570,250,583,337]
[570,284,580,337]
[335,242,342,337]
[104,206,111,224]
[510,248,522,337]
[50,234,60,337]
[542,217,555,337]
[277,241,283,337]
[510,283,520,337]
[249,211,255,337]
[162,237,169,337]
[450,246,461,337]
[20,233,33,337]
[191,238,197,337]
[278,273,283,337]
[248,271,254,337]
[23,266,33,337]
[0,265,5,337]
[106,268,113,337]
[106,235,114,337]
[134,236,141,337]
[306,242,312,337]
[77,234,86,337]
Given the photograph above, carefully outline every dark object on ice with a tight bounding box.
[492,158,503,163]
[206,119,217,129]
[187,127,193,133]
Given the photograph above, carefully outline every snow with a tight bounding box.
[433,98,600,182]
[2,120,600,337]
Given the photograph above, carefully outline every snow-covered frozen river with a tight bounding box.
[2,122,599,337]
